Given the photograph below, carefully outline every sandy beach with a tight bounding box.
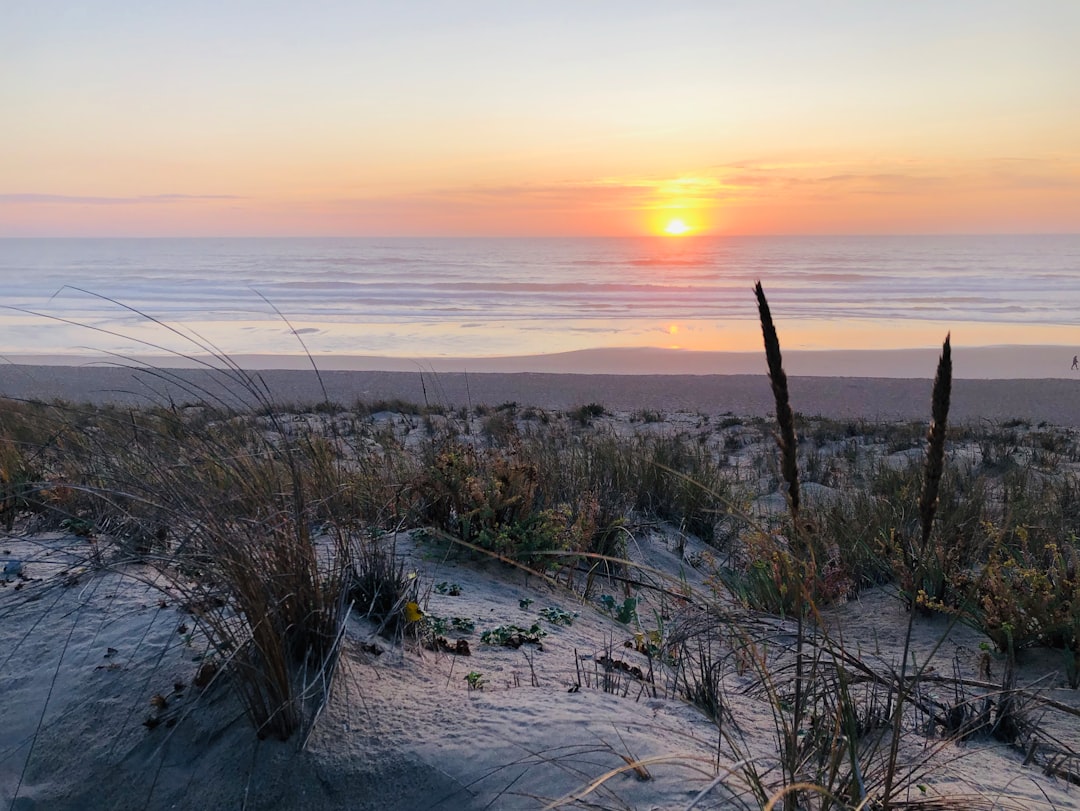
[3,360,1080,426]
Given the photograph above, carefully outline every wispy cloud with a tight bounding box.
[712,156,1080,198]
[334,181,647,211]
[0,193,244,205]
[335,175,735,213]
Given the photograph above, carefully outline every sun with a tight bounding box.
[663,218,691,236]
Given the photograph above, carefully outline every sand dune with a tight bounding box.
[4,409,1079,810]
[3,344,1078,809]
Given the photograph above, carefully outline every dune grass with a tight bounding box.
[3,289,1080,808]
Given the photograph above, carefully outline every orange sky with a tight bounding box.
[2,2,1079,237]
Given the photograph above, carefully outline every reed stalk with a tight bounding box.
[882,333,951,808]
[754,282,800,524]
[754,281,808,809]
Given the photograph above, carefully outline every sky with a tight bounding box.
[2,1,1079,238]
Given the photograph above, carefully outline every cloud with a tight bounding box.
[403,167,966,210]
[331,181,648,213]
[0,193,244,205]
[333,174,734,215]
[713,156,1080,199]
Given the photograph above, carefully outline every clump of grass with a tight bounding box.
[1,300,360,741]
[349,531,418,638]
[118,387,354,741]
[0,425,43,531]
[482,410,518,446]
[411,421,739,574]
[571,402,607,426]
[530,428,736,547]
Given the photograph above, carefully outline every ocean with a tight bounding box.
[1,235,1078,365]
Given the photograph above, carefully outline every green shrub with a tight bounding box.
[413,440,598,567]
[930,530,1080,660]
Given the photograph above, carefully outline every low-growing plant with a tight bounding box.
[413,440,595,566]
[450,616,476,633]
[427,615,450,636]
[539,606,576,626]
[423,617,475,639]
[480,623,547,648]
[629,628,671,660]
[600,594,638,624]
[928,531,1080,664]
[464,671,487,690]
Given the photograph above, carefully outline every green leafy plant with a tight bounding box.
[539,606,576,626]
[928,532,1080,660]
[427,615,450,636]
[464,671,487,691]
[599,595,638,624]
[480,623,547,648]
[450,616,476,633]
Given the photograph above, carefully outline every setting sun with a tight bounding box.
[663,219,691,236]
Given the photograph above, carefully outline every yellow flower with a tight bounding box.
[404,601,424,623]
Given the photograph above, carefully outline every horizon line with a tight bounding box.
[3,232,1079,240]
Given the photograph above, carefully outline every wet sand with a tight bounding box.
[2,363,1079,426]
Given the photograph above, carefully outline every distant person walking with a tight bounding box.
[1073,355,1078,370]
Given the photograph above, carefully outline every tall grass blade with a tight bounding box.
[920,334,952,548]
[883,333,952,809]
[754,281,809,810]
[754,281,799,521]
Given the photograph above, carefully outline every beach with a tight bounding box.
[3,358,1080,426]
[6,3,1080,805]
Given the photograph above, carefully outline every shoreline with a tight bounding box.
[2,362,1080,426]
[3,344,1080,379]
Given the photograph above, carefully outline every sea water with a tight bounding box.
[0,235,1078,362]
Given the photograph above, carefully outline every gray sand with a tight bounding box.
[1,363,1078,426]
